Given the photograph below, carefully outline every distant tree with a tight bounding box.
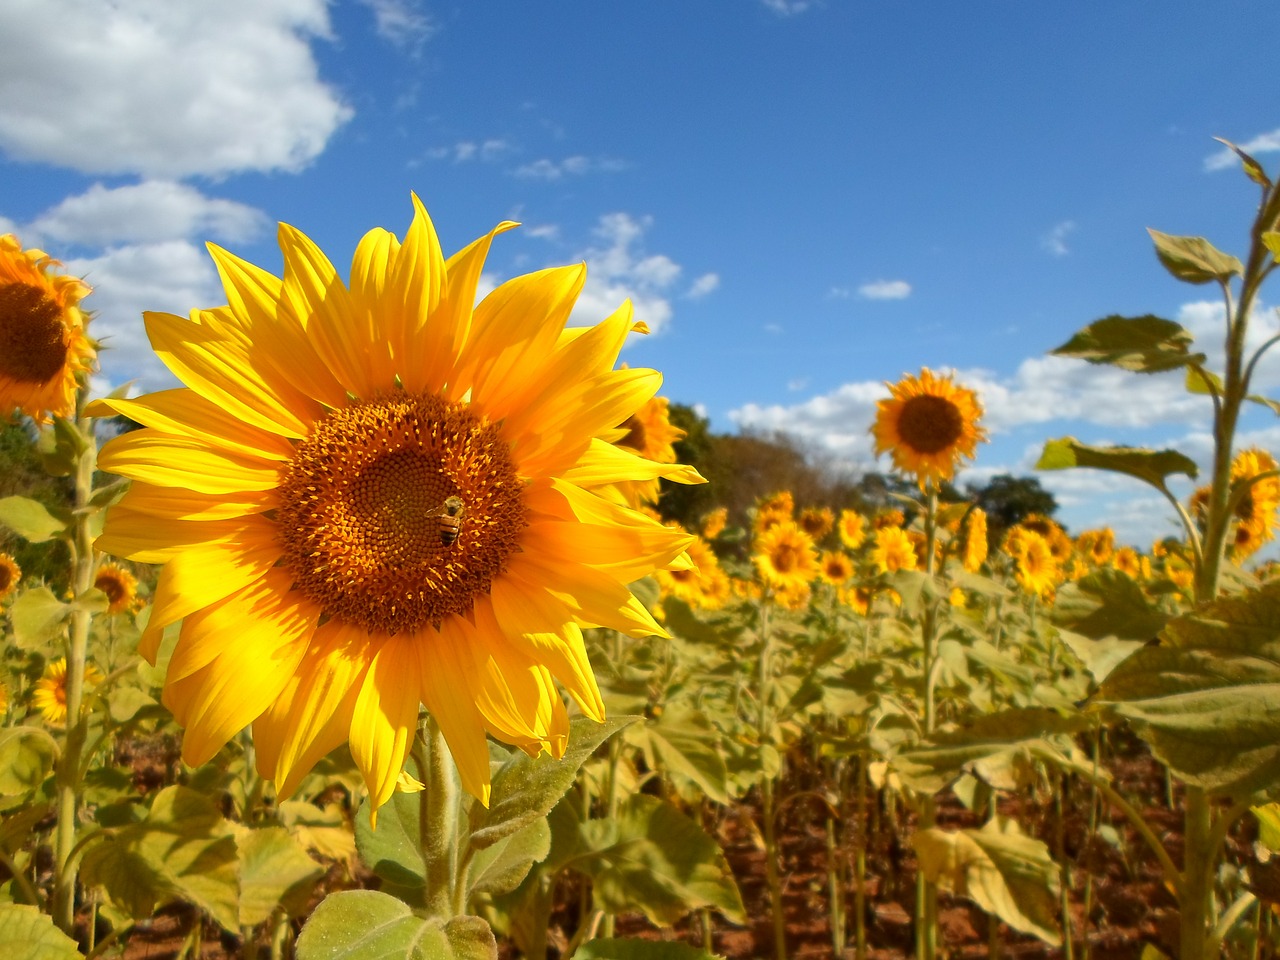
[657,404,718,530]
[965,473,1059,542]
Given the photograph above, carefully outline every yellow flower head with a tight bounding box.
[753,521,819,591]
[837,509,867,550]
[89,198,703,815]
[798,506,834,541]
[871,526,918,575]
[0,235,95,423]
[1112,546,1142,579]
[1020,514,1072,564]
[94,562,140,615]
[874,508,905,530]
[0,553,20,602]
[962,508,988,573]
[33,657,105,725]
[1230,447,1280,562]
[871,367,987,488]
[818,550,854,586]
[1075,528,1115,567]
[609,394,686,507]
[656,536,724,609]
[700,506,728,540]
[1011,529,1058,600]
[753,491,794,536]
[839,584,874,616]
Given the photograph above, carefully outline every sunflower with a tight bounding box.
[0,235,95,423]
[961,508,988,573]
[608,395,686,507]
[874,509,905,530]
[33,657,105,725]
[839,584,873,616]
[1021,513,1072,565]
[871,526,918,575]
[753,521,819,591]
[871,367,987,488]
[1112,546,1141,579]
[700,507,728,540]
[655,536,725,609]
[0,553,19,603]
[89,198,702,814]
[1009,530,1058,599]
[818,550,854,586]
[753,491,794,536]
[94,562,140,614]
[798,506,834,541]
[1230,448,1280,561]
[837,509,866,551]
[1075,528,1114,567]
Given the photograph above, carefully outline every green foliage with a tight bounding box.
[1049,314,1204,373]
[297,891,497,960]
[0,903,83,960]
[1037,437,1198,495]
[964,473,1058,539]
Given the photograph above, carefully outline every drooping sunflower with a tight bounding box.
[607,394,685,508]
[752,521,819,592]
[961,507,988,573]
[33,657,105,725]
[871,367,987,488]
[94,562,140,615]
[837,509,866,551]
[700,507,728,540]
[798,506,834,541]
[0,235,96,423]
[871,525,918,575]
[89,198,702,814]
[0,553,20,604]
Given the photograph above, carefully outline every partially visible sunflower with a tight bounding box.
[818,550,854,586]
[753,521,819,591]
[700,507,728,540]
[33,657,105,725]
[1230,448,1280,562]
[871,367,987,488]
[798,507,834,541]
[871,526,918,575]
[89,198,702,815]
[1075,528,1114,567]
[0,235,95,423]
[774,580,812,611]
[0,553,20,604]
[609,395,686,508]
[1112,546,1141,579]
[0,682,7,716]
[753,491,795,536]
[1021,514,1072,565]
[837,509,867,551]
[840,584,874,616]
[655,536,725,609]
[94,562,140,614]
[1008,530,1058,600]
[874,509,905,530]
[962,508,988,573]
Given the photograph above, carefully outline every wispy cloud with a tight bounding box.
[760,0,816,15]
[426,139,509,163]
[357,0,437,50]
[1205,129,1280,172]
[513,155,627,180]
[686,273,720,298]
[1042,220,1076,256]
[858,279,911,300]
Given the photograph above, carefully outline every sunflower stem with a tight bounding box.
[53,408,98,937]
[420,714,462,920]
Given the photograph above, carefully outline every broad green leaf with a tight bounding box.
[1253,803,1280,852]
[354,757,432,906]
[0,496,67,543]
[0,804,52,855]
[1049,314,1203,373]
[913,817,1061,944]
[465,817,550,899]
[1186,365,1222,396]
[468,715,638,850]
[572,795,745,926]
[1097,581,1280,797]
[1148,228,1243,285]
[237,825,325,927]
[630,704,730,805]
[296,890,496,960]
[278,800,357,863]
[80,784,239,931]
[1049,568,1171,642]
[0,728,57,801]
[894,708,1091,795]
[1037,437,1198,492]
[0,903,82,960]
[10,586,71,650]
[1213,137,1272,188]
[1057,630,1144,685]
[104,685,158,724]
[1263,231,1280,261]
[574,940,725,960]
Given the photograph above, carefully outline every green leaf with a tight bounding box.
[1049,568,1172,642]
[1049,314,1204,373]
[1036,437,1198,492]
[1252,803,1280,852]
[9,586,71,650]
[572,795,745,926]
[1097,581,1280,797]
[912,817,1061,944]
[34,419,85,478]
[237,825,325,927]
[630,704,730,805]
[296,890,496,960]
[80,784,239,931]
[468,715,638,850]
[574,940,725,960]
[1247,392,1280,416]
[1057,630,1144,685]
[0,496,66,544]
[1213,137,1272,188]
[1186,365,1222,395]
[1148,228,1243,285]
[0,729,57,802]
[1263,231,1280,262]
[0,903,83,960]
[465,818,550,900]
[353,760,430,906]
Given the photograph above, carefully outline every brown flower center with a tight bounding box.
[618,414,647,453]
[0,282,69,384]
[897,394,964,455]
[96,574,125,605]
[275,393,526,634]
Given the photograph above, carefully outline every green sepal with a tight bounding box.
[1147,228,1243,285]
[1049,314,1203,373]
[1036,437,1198,493]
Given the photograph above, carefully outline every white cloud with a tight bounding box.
[687,273,720,298]
[28,181,268,247]
[513,155,626,180]
[1205,129,1280,172]
[827,286,852,299]
[760,0,815,15]
[427,139,509,164]
[858,279,911,300]
[358,0,436,49]
[0,0,352,178]
[1042,220,1076,256]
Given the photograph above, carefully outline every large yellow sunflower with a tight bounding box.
[871,367,987,488]
[0,235,95,423]
[89,198,702,814]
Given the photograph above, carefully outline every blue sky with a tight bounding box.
[3,0,1280,548]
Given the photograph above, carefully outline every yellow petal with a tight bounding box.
[98,429,281,494]
[419,620,493,805]
[560,438,706,488]
[348,226,400,388]
[97,510,268,563]
[349,634,422,819]
[384,195,448,394]
[116,481,272,522]
[89,390,295,461]
[433,218,519,391]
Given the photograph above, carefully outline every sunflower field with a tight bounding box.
[1,146,1279,960]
